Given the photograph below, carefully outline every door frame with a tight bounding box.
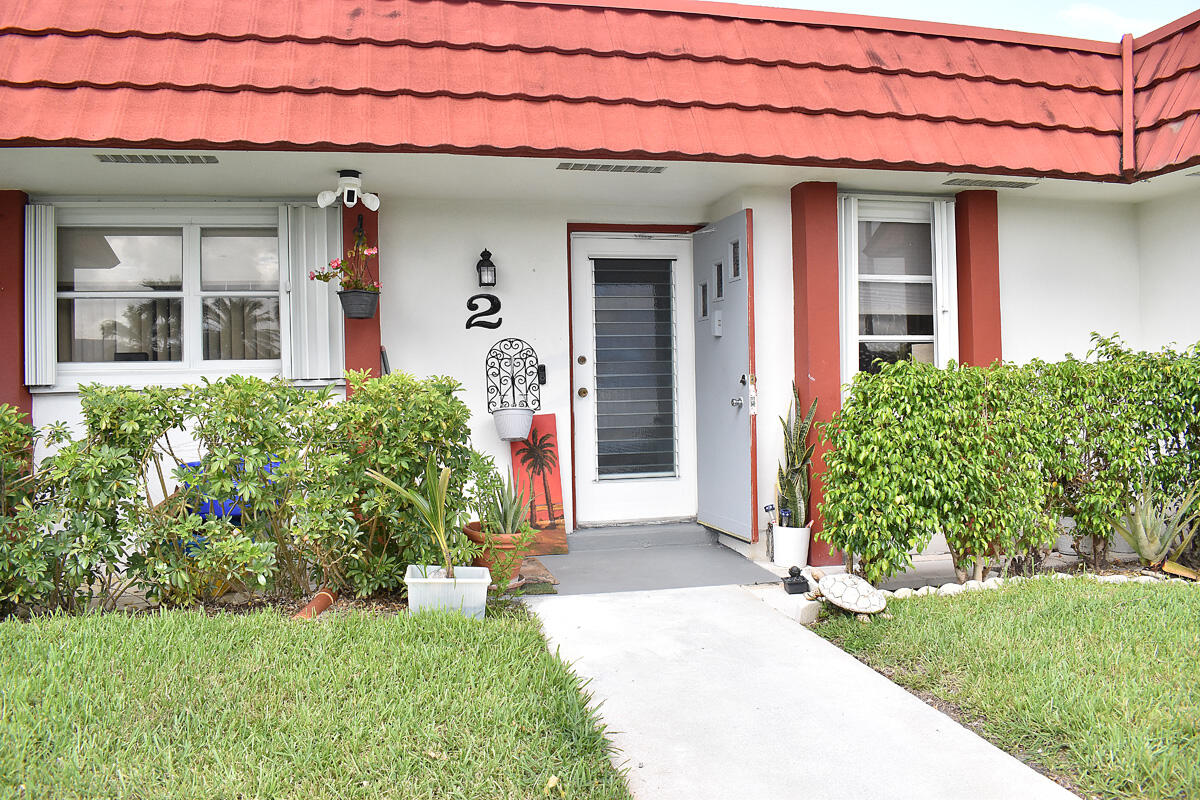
[564,223,704,531]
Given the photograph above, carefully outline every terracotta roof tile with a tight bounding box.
[7,0,1195,181]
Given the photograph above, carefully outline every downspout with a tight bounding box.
[292,587,338,620]
[1121,33,1136,178]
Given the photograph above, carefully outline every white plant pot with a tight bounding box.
[492,407,534,442]
[403,564,490,620]
[772,524,811,569]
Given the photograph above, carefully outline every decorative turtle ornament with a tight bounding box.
[815,573,887,615]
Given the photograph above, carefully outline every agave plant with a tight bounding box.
[368,455,459,578]
[1112,481,1200,566]
[482,470,533,538]
[776,384,817,527]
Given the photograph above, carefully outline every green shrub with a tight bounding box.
[1,371,482,614]
[819,334,1200,584]
[820,360,1054,583]
[326,371,477,596]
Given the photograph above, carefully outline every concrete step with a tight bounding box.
[568,522,718,552]
[744,582,821,624]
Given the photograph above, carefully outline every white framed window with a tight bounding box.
[25,202,345,389]
[838,196,958,385]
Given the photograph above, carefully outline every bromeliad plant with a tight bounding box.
[776,384,816,528]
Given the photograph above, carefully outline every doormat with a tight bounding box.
[511,414,568,555]
[520,556,559,585]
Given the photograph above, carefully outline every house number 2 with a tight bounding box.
[465,293,502,330]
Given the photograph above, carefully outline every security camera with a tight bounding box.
[317,169,380,210]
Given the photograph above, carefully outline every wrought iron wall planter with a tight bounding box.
[486,337,541,441]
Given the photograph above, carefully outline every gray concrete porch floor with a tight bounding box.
[537,522,777,595]
[528,585,1076,800]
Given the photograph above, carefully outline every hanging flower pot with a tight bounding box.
[486,338,542,441]
[493,407,534,441]
[309,227,382,319]
[338,289,379,319]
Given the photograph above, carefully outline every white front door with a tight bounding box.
[569,233,697,526]
[693,211,757,541]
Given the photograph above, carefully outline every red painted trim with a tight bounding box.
[0,191,30,415]
[1133,8,1200,50]
[1121,34,1136,176]
[341,204,381,390]
[501,0,1124,54]
[744,208,759,544]
[565,222,702,531]
[790,182,842,568]
[954,190,1003,367]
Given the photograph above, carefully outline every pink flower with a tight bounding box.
[308,271,315,280]
[364,247,379,256]
[330,257,342,269]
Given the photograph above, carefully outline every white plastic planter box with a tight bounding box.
[772,524,811,569]
[404,565,490,619]
[492,407,534,441]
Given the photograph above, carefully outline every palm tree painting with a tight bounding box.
[516,430,558,526]
[509,414,568,555]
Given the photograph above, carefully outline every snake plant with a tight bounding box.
[776,384,817,527]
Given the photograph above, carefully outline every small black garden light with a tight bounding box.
[476,249,497,287]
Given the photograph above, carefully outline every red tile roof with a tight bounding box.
[0,0,1196,181]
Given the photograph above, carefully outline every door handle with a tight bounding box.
[730,397,744,408]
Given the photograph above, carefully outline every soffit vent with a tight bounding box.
[943,175,1039,189]
[94,153,219,165]
[556,162,666,174]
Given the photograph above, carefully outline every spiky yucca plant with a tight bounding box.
[776,384,817,527]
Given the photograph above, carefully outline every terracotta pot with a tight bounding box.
[464,521,530,586]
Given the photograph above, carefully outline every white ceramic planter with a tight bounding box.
[772,524,811,569]
[492,407,534,441]
[403,564,490,619]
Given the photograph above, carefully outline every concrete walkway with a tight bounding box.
[528,585,1076,800]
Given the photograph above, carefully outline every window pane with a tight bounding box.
[57,298,183,362]
[200,228,280,291]
[858,221,932,276]
[859,281,934,336]
[202,297,281,360]
[859,341,935,374]
[57,228,183,291]
[593,258,676,478]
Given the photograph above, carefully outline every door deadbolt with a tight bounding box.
[578,387,589,398]
[577,355,587,365]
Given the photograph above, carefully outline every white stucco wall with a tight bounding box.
[1137,189,1200,350]
[997,196,1142,363]
[377,197,708,533]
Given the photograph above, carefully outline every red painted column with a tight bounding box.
[954,190,1003,366]
[342,204,381,387]
[791,182,842,567]
[0,191,30,415]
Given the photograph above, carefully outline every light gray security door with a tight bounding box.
[693,210,756,541]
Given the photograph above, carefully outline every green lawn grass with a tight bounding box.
[0,607,631,800]
[816,579,1200,800]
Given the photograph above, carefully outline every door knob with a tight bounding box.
[730,397,744,408]
[578,387,589,398]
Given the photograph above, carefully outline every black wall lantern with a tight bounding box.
[476,249,497,287]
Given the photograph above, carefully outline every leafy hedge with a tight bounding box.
[0,371,482,615]
[819,335,1200,584]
